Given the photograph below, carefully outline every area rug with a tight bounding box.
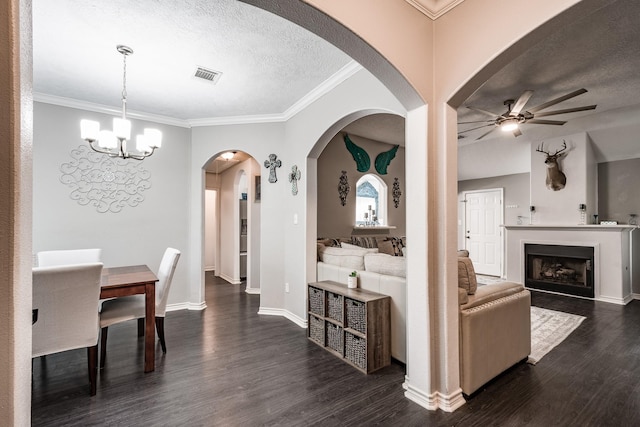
[528,306,585,365]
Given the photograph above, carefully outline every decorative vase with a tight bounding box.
[347,276,357,289]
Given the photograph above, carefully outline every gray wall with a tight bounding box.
[33,102,191,306]
[317,132,406,238]
[457,173,530,249]
[598,158,640,224]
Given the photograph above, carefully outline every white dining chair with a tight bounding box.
[99,248,180,367]
[32,262,104,396]
[37,248,102,267]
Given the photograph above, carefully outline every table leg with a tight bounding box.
[144,282,156,373]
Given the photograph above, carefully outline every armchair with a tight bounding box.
[99,248,180,366]
[37,248,102,267]
[32,262,104,396]
[458,254,531,395]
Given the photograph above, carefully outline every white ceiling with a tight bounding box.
[33,0,640,175]
[457,0,640,178]
[33,0,352,123]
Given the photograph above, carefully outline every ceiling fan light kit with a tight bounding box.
[80,45,162,160]
[458,88,597,141]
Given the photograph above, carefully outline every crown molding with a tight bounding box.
[34,60,363,129]
[33,92,191,128]
[405,0,465,20]
[189,60,363,127]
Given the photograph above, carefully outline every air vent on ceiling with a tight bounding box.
[193,66,222,84]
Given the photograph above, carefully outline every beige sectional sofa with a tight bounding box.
[317,244,406,363]
[316,243,531,396]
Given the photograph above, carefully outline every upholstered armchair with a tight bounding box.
[99,248,180,366]
[37,248,102,267]
[32,262,104,396]
[457,253,531,395]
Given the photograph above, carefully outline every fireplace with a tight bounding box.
[524,243,595,298]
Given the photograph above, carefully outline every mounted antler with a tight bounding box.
[536,140,568,191]
[536,140,567,157]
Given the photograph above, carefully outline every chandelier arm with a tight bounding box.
[87,140,122,157]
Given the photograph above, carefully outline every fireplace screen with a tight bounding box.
[525,244,594,298]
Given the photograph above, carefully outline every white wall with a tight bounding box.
[33,102,192,306]
[204,189,217,271]
[530,132,595,225]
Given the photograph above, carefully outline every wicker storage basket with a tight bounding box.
[345,332,367,370]
[308,286,324,316]
[308,314,324,344]
[327,292,343,322]
[326,322,344,354]
[345,298,366,333]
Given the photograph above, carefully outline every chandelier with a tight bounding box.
[80,45,162,160]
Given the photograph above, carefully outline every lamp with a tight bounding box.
[500,119,519,132]
[80,45,161,160]
[220,151,236,160]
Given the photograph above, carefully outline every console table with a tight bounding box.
[307,281,390,373]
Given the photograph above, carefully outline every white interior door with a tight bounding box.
[464,189,503,276]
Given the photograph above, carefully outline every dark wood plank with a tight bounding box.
[31,275,640,426]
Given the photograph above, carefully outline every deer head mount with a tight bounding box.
[536,141,568,191]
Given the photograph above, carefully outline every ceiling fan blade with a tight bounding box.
[526,119,567,125]
[457,120,494,124]
[458,124,494,134]
[510,90,534,115]
[527,88,588,113]
[466,106,501,118]
[534,105,597,117]
[476,127,497,140]
[512,128,523,137]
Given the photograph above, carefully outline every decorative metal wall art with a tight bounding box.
[338,171,350,206]
[60,145,151,213]
[288,165,301,196]
[375,145,399,175]
[392,177,402,208]
[344,134,370,172]
[264,153,282,183]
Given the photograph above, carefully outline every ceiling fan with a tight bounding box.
[458,88,597,140]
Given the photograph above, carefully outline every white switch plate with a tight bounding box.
[293,214,298,225]
[285,282,290,293]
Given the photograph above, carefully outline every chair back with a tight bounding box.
[155,248,181,317]
[37,248,102,267]
[32,263,104,358]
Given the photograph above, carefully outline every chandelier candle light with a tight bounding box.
[80,45,162,160]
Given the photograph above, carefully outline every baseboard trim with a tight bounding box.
[245,287,260,295]
[258,307,307,328]
[166,301,207,312]
[596,294,632,305]
[633,293,640,300]
[403,381,466,413]
[219,272,242,285]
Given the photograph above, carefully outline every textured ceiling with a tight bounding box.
[33,0,352,122]
[457,0,640,166]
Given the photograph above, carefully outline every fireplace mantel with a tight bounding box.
[504,225,639,305]
[504,224,638,231]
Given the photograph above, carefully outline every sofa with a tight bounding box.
[317,243,407,363]
[457,251,531,395]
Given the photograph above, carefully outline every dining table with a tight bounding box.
[100,264,159,373]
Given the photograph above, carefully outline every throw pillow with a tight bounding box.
[377,240,395,256]
[318,246,369,270]
[341,242,379,253]
[457,257,478,295]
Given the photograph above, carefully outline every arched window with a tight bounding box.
[355,174,387,226]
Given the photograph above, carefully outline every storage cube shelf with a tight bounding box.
[307,281,391,374]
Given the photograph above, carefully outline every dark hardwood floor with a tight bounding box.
[32,274,640,426]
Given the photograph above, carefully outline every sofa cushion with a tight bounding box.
[457,249,470,257]
[460,281,525,310]
[458,287,469,305]
[377,240,395,256]
[364,253,406,278]
[318,246,369,270]
[458,257,478,295]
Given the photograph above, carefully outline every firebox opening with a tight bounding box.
[525,244,595,298]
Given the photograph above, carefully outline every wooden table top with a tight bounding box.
[101,265,158,288]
